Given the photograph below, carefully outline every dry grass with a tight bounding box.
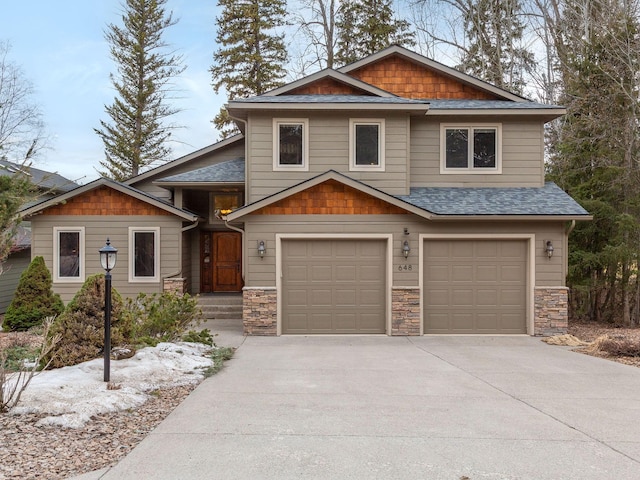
[568,321,640,368]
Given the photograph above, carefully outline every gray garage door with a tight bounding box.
[282,239,386,334]
[424,239,527,334]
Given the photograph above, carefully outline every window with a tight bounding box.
[210,193,242,222]
[129,227,159,282]
[441,124,501,174]
[273,119,309,170]
[53,227,84,282]
[350,119,385,171]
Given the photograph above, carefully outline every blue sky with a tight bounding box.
[1,1,224,184]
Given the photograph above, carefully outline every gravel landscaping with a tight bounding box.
[2,322,640,479]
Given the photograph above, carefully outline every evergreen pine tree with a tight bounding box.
[456,0,534,95]
[335,0,415,66]
[3,256,64,331]
[210,0,288,138]
[95,0,185,181]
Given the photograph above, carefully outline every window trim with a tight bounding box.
[53,227,85,283]
[273,118,309,171]
[128,227,160,283]
[440,123,502,174]
[349,118,385,172]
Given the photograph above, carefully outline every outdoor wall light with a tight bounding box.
[545,240,554,259]
[258,240,266,258]
[402,240,411,258]
[99,238,118,382]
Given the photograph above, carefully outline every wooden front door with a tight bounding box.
[200,231,243,293]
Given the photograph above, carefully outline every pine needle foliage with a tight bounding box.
[3,256,64,332]
[335,0,415,66]
[95,0,185,181]
[210,0,288,138]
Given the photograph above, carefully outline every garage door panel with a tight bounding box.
[501,265,525,281]
[451,265,473,281]
[424,239,527,334]
[335,265,357,282]
[335,289,357,306]
[286,289,308,307]
[476,265,498,282]
[282,239,386,334]
[452,288,474,306]
[311,289,331,306]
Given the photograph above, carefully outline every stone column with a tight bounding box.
[391,287,421,335]
[534,286,569,336]
[163,277,186,296]
[243,287,277,335]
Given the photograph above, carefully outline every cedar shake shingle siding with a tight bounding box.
[348,54,500,100]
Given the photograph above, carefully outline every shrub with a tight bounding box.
[182,329,215,346]
[1,317,61,412]
[124,292,203,346]
[45,274,128,368]
[591,334,640,357]
[3,256,64,331]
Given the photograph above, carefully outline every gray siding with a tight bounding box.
[410,116,545,187]
[31,215,184,303]
[132,142,246,200]
[243,215,566,288]
[0,249,31,313]
[247,112,410,202]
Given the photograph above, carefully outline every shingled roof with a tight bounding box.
[156,158,245,184]
[396,183,589,216]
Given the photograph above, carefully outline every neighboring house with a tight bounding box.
[20,46,591,336]
[0,160,77,313]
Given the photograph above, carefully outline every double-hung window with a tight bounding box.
[273,119,309,171]
[441,124,501,174]
[53,227,84,283]
[350,119,385,171]
[129,227,159,283]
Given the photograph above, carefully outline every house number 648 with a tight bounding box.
[398,264,413,271]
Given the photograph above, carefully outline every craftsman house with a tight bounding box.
[1,160,77,313]
[20,46,590,336]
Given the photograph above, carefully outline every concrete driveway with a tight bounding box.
[94,333,640,480]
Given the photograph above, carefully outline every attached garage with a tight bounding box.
[281,239,387,334]
[423,239,527,334]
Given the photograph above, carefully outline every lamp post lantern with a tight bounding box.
[99,238,117,382]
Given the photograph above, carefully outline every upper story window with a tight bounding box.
[441,124,502,174]
[53,227,85,283]
[273,118,309,171]
[129,227,159,283]
[350,119,385,171]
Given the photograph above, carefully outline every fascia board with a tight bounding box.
[431,214,593,221]
[262,70,396,97]
[124,134,244,186]
[227,102,430,112]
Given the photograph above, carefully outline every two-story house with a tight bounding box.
[19,46,590,336]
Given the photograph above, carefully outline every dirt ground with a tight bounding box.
[568,321,640,368]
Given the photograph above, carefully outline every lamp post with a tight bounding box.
[99,238,117,382]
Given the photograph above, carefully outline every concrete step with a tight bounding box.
[197,294,243,320]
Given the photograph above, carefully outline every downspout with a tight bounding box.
[563,220,576,290]
[225,218,246,280]
[163,218,200,282]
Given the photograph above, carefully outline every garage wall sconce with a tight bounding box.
[257,240,266,258]
[402,240,411,258]
[545,240,554,259]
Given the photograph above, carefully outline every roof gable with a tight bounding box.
[252,179,410,215]
[262,69,395,97]
[339,45,526,102]
[227,171,431,221]
[20,178,199,221]
[347,53,500,100]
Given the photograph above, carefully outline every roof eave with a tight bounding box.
[153,181,245,187]
[227,102,430,115]
[428,108,566,118]
[430,214,593,221]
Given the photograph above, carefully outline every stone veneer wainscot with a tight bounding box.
[534,286,569,336]
[391,287,421,335]
[243,288,277,335]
